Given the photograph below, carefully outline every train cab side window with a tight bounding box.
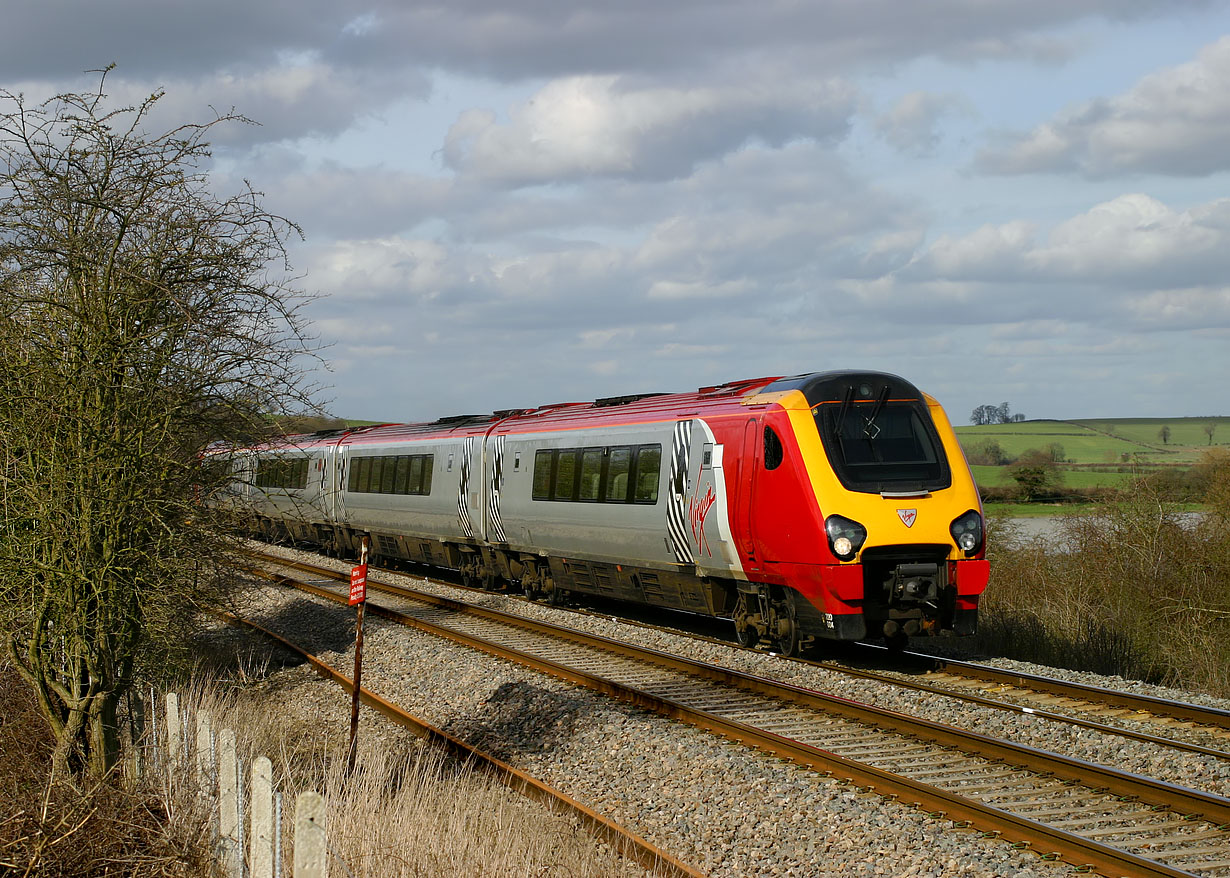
[633,445,661,504]
[763,426,784,471]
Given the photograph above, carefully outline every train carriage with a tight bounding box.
[230,370,989,653]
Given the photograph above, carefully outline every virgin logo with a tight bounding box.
[897,508,918,528]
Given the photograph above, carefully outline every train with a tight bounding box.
[217,370,989,654]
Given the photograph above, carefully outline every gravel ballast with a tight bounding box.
[228,545,1230,876]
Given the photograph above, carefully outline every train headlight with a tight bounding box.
[825,515,867,561]
[950,510,984,556]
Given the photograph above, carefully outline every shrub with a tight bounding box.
[1006,449,1064,501]
[971,483,1230,696]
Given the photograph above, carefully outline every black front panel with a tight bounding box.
[765,371,951,494]
[814,400,950,493]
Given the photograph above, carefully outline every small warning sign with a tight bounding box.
[349,564,368,606]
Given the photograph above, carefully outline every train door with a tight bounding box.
[331,441,349,524]
[735,417,760,565]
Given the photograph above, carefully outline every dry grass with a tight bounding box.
[969,461,1230,697]
[0,658,216,877]
[182,652,648,878]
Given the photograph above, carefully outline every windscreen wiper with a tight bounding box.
[862,384,890,439]
[833,385,855,437]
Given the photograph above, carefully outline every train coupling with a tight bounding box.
[890,562,941,608]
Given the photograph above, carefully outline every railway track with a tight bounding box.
[291,544,1230,761]
[245,548,1230,877]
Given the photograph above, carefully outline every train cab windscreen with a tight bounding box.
[814,396,951,494]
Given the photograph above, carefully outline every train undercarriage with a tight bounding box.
[246,515,964,656]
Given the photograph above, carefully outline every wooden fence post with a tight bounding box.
[249,756,274,878]
[294,791,328,878]
[218,729,241,878]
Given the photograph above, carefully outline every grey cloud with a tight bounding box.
[875,92,975,157]
[0,2,346,80]
[3,0,1188,86]
[327,0,1195,80]
[977,35,1230,177]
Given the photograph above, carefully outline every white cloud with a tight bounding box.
[905,194,1230,290]
[978,35,1230,177]
[442,74,856,184]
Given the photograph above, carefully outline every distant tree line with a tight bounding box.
[970,402,1026,425]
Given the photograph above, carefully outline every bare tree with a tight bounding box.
[1159,425,1171,445]
[1205,423,1217,446]
[0,71,321,778]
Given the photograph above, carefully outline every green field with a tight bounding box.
[957,417,1229,465]
[969,465,1139,489]
[958,416,1229,496]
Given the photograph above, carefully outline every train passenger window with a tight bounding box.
[392,456,409,494]
[633,445,661,504]
[605,447,632,502]
[368,457,383,493]
[763,426,784,471]
[554,450,580,501]
[406,456,422,494]
[532,451,554,500]
[381,457,398,494]
[579,449,603,501]
[419,455,433,495]
[352,457,368,492]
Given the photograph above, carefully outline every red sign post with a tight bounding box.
[347,538,370,774]
[348,563,368,606]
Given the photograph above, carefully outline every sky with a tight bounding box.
[3,1,1230,423]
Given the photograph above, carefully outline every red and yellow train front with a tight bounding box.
[733,372,988,644]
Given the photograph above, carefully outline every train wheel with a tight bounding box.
[735,623,759,648]
[733,594,759,648]
[773,595,801,657]
[521,565,540,600]
[885,631,909,652]
[542,575,564,606]
[774,617,800,657]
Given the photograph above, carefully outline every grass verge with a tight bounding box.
[967,478,1230,697]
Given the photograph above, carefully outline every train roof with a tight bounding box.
[231,370,922,451]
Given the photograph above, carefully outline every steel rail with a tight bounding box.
[248,556,1230,877]
[255,555,1230,828]
[219,610,704,878]
[898,648,1230,731]
[806,656,1230,761]
[255,545,1230,759]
